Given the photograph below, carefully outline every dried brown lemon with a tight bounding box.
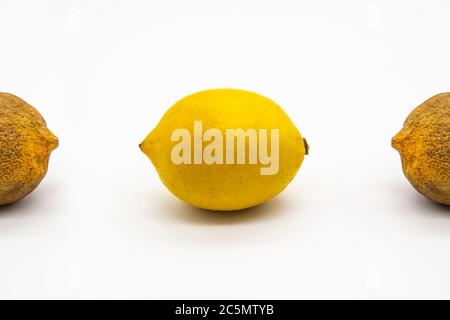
[0,93,58,205]
[392,93,450,205]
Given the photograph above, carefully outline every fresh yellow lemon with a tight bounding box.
[140,89,308,211]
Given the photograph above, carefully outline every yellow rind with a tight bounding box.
[140,89,306,211]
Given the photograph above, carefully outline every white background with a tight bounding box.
[0,0,449,299]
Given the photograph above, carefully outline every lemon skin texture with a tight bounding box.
[0,93,58,205]
[140,89,307,211]
[392,93,450,206]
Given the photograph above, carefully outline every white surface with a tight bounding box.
[0,0,449,300]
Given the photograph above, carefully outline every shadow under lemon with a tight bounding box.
[388,180,450,217]
[412,194,450,217]
[0,194,40,217]
[0,181,61,219]
[152,190,294,226]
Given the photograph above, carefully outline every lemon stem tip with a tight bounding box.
[303,138,309,155]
